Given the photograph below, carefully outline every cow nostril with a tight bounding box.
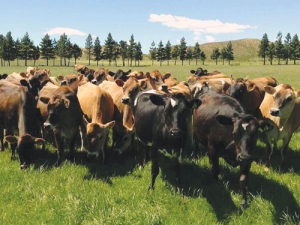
[270,109,279,116]
[121,98,129,104]
[91,80,97,85]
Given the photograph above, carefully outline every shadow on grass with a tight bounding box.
[159,152,300,224]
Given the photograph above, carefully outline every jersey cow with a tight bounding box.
[77,82,115,161]
[99,80,134,155]
[259,84,300,167]
[132,90,201,190]
[193,91,272,208]
[0,80,44,169]
[39,85,83,166]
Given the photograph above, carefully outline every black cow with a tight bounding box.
[193,91,272,208]
[108,69,132,81]
[132,90,201,190]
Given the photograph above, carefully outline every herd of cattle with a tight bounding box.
[0,65,299,208]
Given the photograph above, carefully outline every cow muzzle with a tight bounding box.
[270,108,280,116]
[121,97,130,104]
[170,128,182,138]
[20,163,30,170]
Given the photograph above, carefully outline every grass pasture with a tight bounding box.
[0,63,300,224]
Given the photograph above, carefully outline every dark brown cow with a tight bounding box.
[193,90,272,208]
[77,82,115,160]
[99,80,135,155]
[259,84,300,166]
[227,76,265,118]
[39,85,83,166]
[108,69,132,81]
[0,80,44,169]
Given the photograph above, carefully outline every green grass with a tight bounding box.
[1,61,300,224]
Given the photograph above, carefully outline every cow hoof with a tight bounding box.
[148,185,155,191]
[240,202,249,210]
[20,165,30,170]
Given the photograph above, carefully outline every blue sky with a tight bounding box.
[2,0,300,53]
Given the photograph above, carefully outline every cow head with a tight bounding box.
[148,70,166,91]
[5,134,45,170]
[108,69,132,81]
[91,68,108,85]
[216,113,273,163]
[59,74,83,93]
[228,77,250,100]
[116,77,142,106]
[83,115,115,158]
[264,84,300,118]
[40,94,71,129]
[150,92,202,139]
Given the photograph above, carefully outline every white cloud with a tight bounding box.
[205,36,215,42]
[149,14,256,43]
[45,27,87,36]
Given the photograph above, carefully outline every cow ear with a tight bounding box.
[115,79,124,87]
[189,99,202,109]
[34,137,46,145]
[150,94,164,106]
[20,79,29,87]
[139,79,148,90]
[296,90,300,97]
[162,73,171,80]
[39,96,50,104]
[4,135,18,144]
[215,115,233,126]
[247,81,256,92]
[57,75,64,81]
[244,76,248,82]
[99,121,115,129]
[264,86,276,94]
[20,72,27,77]
[63,98,70,108]
[190,70,196,74]
[108,71,115,76]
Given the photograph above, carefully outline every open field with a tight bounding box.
[0,62,300,224]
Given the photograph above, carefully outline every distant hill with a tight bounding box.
[199,38,261,62]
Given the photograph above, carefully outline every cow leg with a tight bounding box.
[149,146,159,190]
[175,148,183,190]
[54,131,64,166]
[239,161,251,209]
[281,136,292,167]
[68,136,76,163]
[207,147,220,180]
[265,139,273,167]
[0,128,4,151]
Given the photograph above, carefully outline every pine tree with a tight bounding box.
[72,43,82,65]
[290,34,300,65]
[284,33,291,65]
[172,45,179,65]
[156,40,165,66]
[220,47,227,65]
[119,40,128,67]
[275,31,284,65]
[267,42,276,65]
[103,33,115,66]
[93,37,102,66]
[40,33,55,66]
[258,33,269,65]
[226,41,234,65]
[193,42,201,65]
[178,37,187,66]
[210,47,220,65]
[85,33,93,66]
[127,34,135,66]
[0,34,5,66]
[165,40,172,66]
[134,42,143,66]
[3,31,16,66]
[19,32,34,66]
[200,51,206,65]
[186,47,193,65]
[149,41,156,66]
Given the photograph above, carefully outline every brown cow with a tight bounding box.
[39,85,84,166]
[77,82,115,160]
[90,67,109,85]
[259,84,300,167]
[0,80,44,169]
[99,80,135,155]
[193,90,272,208]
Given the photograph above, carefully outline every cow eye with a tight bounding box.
[286,97,292,102]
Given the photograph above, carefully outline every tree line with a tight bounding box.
[258,32,300,65]
[0,31,237,67]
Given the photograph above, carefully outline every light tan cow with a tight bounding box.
[77,82,115,161]
[259,84,300,166]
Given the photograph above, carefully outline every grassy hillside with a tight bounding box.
[200,38,261,63]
